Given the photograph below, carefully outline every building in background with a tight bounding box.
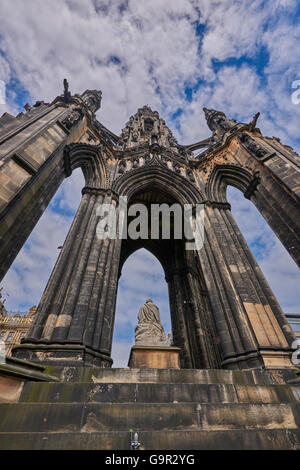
[0,306,36,356]
[286,313,300,339]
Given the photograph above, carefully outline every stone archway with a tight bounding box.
[115,171,221,369]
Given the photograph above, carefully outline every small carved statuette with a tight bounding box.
[131,130,138,142]
[168,134,178,147]
[118,160,126,174]
[144,117,154,132]
[63,78,71,103]
[186,169,195,182]
[173,162,181,174]
[61,108,82,130]
[33,101,45,108]
[132,158,139,168]
[240,133,268,159]
[144,154,151,165]
[160,156,168,168]
[24,103,32,112]
[122,129,129,142]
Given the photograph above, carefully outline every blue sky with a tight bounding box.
[0,0,300,366]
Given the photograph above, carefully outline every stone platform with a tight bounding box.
[128,345,180,369]
[0,365,299,450]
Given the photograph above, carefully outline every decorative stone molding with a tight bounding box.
[64,142,110,187]
[117,105,190,157]
[239,133,275,161]
[206,163,260,203]
[115,152,197,187]
[60,108,83,131]
[112,162,205,204]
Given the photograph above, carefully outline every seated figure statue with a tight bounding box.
[135,298,168,346]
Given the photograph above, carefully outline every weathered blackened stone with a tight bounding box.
[0,428,299,450]
[0,365,299,450]
[0,89,298,371]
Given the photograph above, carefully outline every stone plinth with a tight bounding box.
[128,345,180,369]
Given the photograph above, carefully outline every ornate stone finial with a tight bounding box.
[248,112,260,131]
[80,89,102,113]
[0,287,7,319]
[203,107,235,136]
[24,103,32,112]
[63,78,71,104]
[119,105,180,151]
[134,299,168,346]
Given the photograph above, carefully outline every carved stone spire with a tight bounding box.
[118,105,179,152]
[203,107,236,137]
[80,89,102,113]
[63,78,71,104]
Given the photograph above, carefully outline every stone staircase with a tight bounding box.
[0,367,299,450]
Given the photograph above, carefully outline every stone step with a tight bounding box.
[0,429,299,450]
[1,402,299,433]
[44,366,298,385]
[19,381,300,404]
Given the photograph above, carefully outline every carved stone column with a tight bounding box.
[167,270,194,369]
[185,267,222,369]
[238,132,300,266]
[198,203,296,370]
[167,261,221,370]
[13,187,122,367]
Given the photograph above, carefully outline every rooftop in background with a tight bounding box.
[286,313,300,338]
[0,306,37,356]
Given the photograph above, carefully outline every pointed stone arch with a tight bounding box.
[64,143,110,188]
[112,164,204,204]
[206,160,299,266]
[112,167,220,369]
[206,163,260,204]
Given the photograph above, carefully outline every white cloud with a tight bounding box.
[0,0,202,134]
[178,64,269,144]
[200,1,268,62]
[0,0,299,151]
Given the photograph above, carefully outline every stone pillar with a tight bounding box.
[251,182,300,267]
[13,187,122,367]
[185,269,221,369]
[198,203,295,370]
[237,132,300,267]
[0,87,102,282]
[167,271,194,369]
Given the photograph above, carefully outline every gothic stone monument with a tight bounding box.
[128,299,180,368]
[0,81,300,450]
[0,80,298,371]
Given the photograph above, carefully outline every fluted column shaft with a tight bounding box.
[14,187,122,366]
[198,204,295,369]
[167,271,194,369]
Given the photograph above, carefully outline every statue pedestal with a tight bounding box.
[128,345,181,369]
